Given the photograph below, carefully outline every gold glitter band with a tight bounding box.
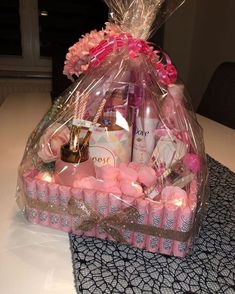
[25,195,192,243]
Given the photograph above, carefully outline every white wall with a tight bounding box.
[164,0,235,109]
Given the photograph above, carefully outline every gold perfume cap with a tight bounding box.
[61,143,89,163]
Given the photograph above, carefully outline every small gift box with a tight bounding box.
[16,0,208,257]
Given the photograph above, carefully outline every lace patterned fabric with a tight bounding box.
[69,156,235,294]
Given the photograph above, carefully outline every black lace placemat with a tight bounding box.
[69,156,235,294]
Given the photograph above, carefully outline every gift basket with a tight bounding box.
[16,0,208,257]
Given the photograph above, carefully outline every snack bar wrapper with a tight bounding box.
[16,0,208,257]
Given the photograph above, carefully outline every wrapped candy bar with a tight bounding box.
[16,0,208,257]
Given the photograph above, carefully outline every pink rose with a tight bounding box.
[38,123,70,162]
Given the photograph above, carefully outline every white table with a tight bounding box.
[0,93,234,294]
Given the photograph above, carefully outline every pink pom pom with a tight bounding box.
[138,166,157,187]
[120,180,143,197]
[118,166,138,182]
[183,153,201,173]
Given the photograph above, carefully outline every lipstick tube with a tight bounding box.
[36,180,49,226]
[159,203,178,256]
[83,189,96,237]
[24,177,39,224]
[133,199,149,249]
[108,193,122,241]
[146,201,164,253]
[121,195,135,245]
[70,187,84,235]
[173,206,193,257]
[48,183,60,229]
[96,191,109,240]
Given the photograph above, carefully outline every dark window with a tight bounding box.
[38,0,108,57]
[0,0,22,55]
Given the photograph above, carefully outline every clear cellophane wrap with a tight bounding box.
[16,0,208,257]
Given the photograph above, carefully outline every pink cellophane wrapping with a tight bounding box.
[16,0,208,257]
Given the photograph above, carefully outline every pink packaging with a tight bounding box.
[83,189,96,237]
[36,180,49,226]
[48,183,60,229]
[122,195,135,244]
[59,186,72,232]
[146,201,164,253]
[108,193,122,241]
[24,177,39,224]
[173,206,193,257]
[159,204,178,255]
[96,191,109,239]
[133,199,149,249]
[71,188,83,235]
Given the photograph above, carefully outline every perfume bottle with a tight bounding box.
[54,142,95,187]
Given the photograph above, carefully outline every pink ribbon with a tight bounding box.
[89,34,177,85]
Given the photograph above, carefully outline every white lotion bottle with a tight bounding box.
[133,96,159,164]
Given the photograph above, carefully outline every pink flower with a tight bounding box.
[63,29,105,79]
[38,123,70,162]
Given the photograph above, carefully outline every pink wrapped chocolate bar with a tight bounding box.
[16,0,208,257]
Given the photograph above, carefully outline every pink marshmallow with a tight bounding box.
[96,165,120,180]
[73,176,97,189]
[128,162,143,172]
[119,166,138,182]
[120,180,143,197]
[138,166,157,187]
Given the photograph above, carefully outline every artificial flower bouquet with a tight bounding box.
[17,0,208,257]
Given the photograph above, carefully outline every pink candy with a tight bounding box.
[120,180,143,197]
[119,166,138,182]
[183,153,201,173]
[96,165,120,180]
[138,166,157,187]
[73,161,158,198]
[161,186,187,207]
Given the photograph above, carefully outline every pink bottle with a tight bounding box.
[146,201,164,253]
[36,180,49,226]
[59,185,72,232]
[55,143,95,187]
[24,177,39,224]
